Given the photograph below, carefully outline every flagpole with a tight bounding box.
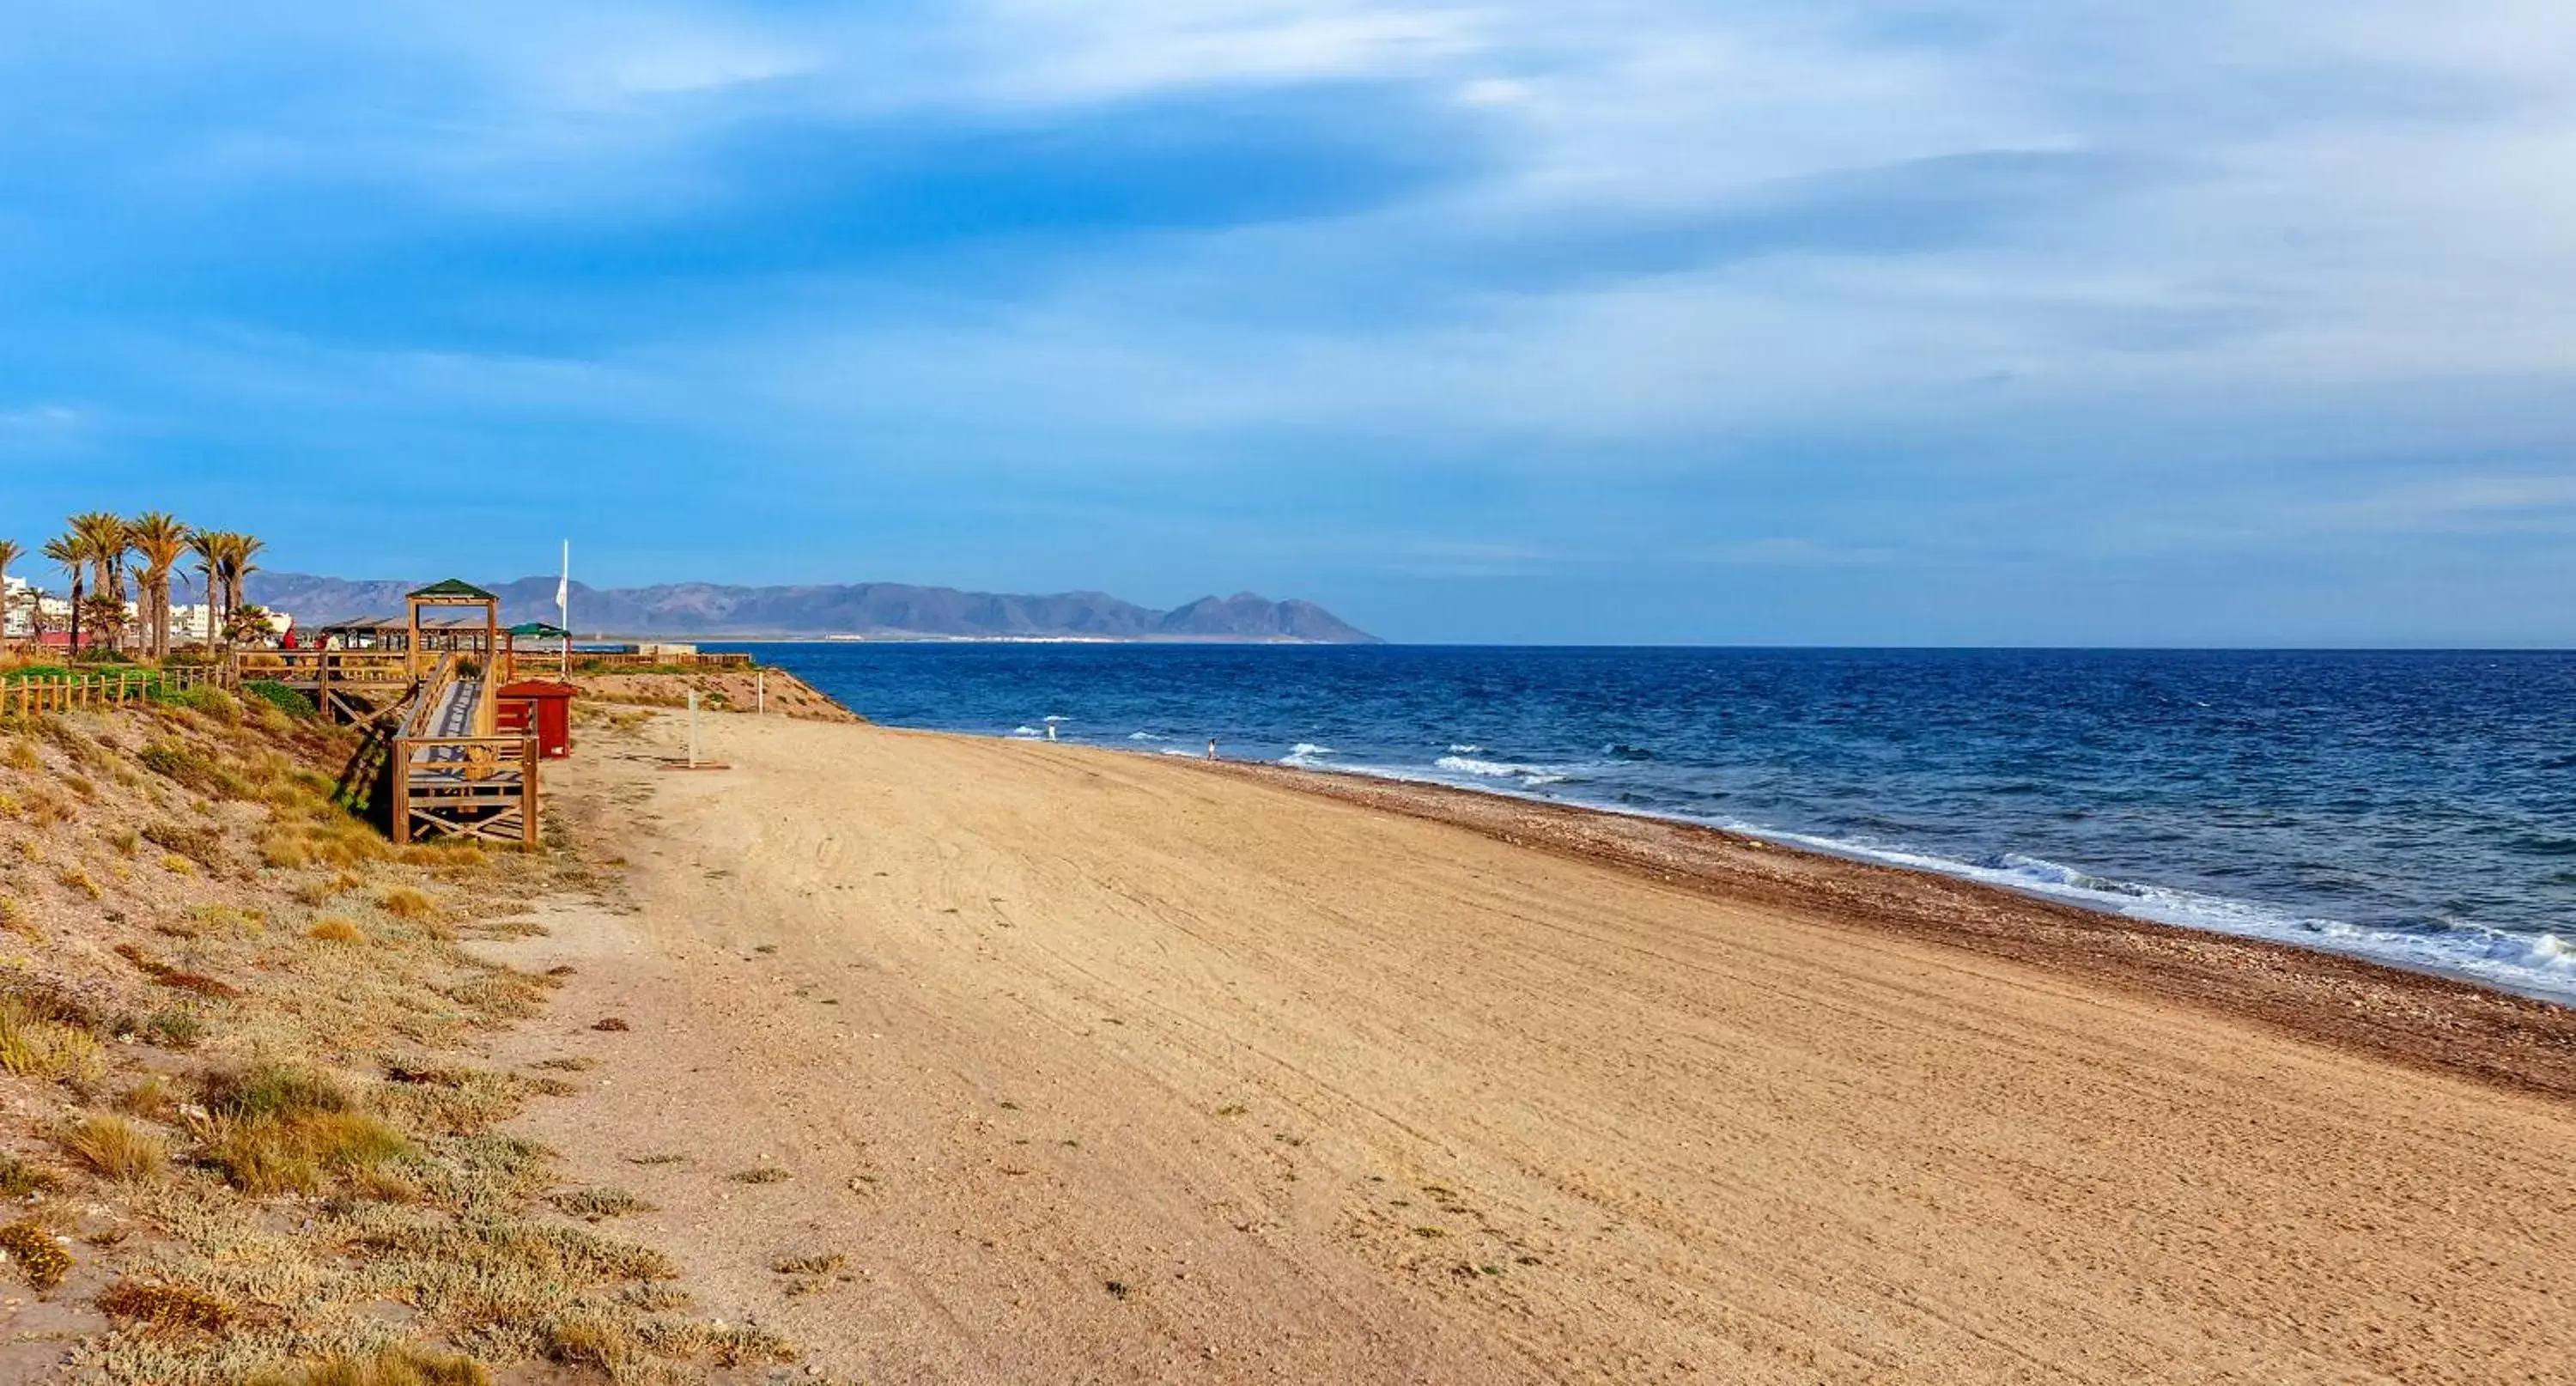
[558,541,570,680]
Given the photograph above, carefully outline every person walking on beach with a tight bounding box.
[1206,737,1218,761]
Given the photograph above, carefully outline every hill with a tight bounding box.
[247,574,1379,643]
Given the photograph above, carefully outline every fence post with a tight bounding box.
[522,738,539,848]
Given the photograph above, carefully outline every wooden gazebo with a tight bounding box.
[404,579,509,680]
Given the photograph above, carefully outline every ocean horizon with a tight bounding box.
[718,641,2576,1007]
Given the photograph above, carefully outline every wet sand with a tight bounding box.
[485,712,2576,1384]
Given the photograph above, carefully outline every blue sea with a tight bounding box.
[715,644,2576,1006]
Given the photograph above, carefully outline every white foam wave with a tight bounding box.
[1449,744,1484,754]
[1128,731,1170,742]
[1009,726,1043,739]
[1735,831,2576,1006]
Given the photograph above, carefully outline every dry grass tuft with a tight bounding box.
[0,1219,72,1290]
[378,886,436,920]
[202,1109,410,1196]
[61,1113,168,1182]
[0,996,106,1084]
[118,1073,180,1122]
[728,1166,790,1185]
[308,917,368,945]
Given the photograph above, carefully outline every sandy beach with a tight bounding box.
[487,709,2576,1385]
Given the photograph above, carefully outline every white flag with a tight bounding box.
[556,541,569,627]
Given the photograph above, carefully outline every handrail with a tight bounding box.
[401,653,464,741]
[233,649,414,680]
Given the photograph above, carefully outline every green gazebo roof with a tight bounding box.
[409,578,497,601]
[507,622,571,639]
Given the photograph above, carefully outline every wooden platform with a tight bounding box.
[236,579,544,847]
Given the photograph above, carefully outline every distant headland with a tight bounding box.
[248,573,1380,644]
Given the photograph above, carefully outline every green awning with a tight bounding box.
[409,578,497,601]
[507,622,572,639]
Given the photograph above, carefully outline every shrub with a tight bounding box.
[137,743,247,799]
[547,1187,655,1221]
[0,1220,71,1291]
[240,680,318,719]
[96,1280,235,1334]
[309,918,367,945]
[0,1152,64,1196]
[201,1062,354,1123]
[112,944,243,999]
[134,1006,208,1050]
[143,819,224,866]
[379,886,436,920]
[171,684,239,720]
[260,836,313,870]
[258,1348,491,1386]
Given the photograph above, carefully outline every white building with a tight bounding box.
[0,578,289,644]
[164,602,292,642]
[1,574,70,641]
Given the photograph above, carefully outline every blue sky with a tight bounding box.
[3,1,2573,644]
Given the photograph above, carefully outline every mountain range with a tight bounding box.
[246,574,1379,644]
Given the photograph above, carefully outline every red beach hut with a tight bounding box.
[495,680,577,759]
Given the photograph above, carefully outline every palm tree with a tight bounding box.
[43,532,88,655]
[188,529,224,647]
[0,538,20,650]
[126,514,191,660]
[185,531,268,649]
[225,533,264,621]
[68,512,131,652]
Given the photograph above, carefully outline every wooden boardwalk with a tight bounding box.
[239,580,544,847]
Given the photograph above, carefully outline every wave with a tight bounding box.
[1009,726,1044,739]
[1434,755,1546,779]
[1129,731,1170,743]
[1449,744,1484,755]
[1742,830,2576,1006]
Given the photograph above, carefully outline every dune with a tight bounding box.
[484,710,2576,1384]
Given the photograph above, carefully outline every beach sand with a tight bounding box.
[483,711,2576,1385]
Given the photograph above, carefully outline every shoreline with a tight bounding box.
[1196,753,2576,1101]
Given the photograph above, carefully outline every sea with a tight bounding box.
[711,643,2576,1007]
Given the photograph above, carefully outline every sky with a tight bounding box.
[2,2,2573,645]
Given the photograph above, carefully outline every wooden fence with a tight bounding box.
[0,665,230,718]
[568,651,756,672]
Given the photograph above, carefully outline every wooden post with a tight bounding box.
[521,738,539,848]
[392,752,411,845]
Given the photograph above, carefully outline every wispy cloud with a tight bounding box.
[3,2,2575,641]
